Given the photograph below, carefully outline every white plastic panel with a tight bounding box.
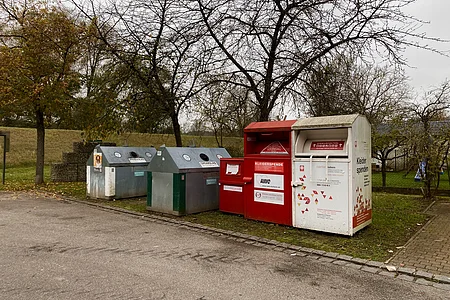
[86,166,91,194]
[105,167,116,197]
[293,159,350,235]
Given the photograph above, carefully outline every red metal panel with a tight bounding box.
[219,158,246,215]
[244,120,296,132]
[244,157,293,226]
[240,120,295,225]
[244,121,295,156]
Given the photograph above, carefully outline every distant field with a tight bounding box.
[0,127,244,167]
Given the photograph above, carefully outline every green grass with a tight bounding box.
[0,126,244,167]
[372,171,450,190]
[0,164,432,262]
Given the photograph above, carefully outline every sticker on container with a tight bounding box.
[199,161,219,168]
[254,161,284,173]
[129,157,146,163]
[226,164,240,175]
[206,178,217,185]
[310,141,345,150]
[254,190,284,205]
[254,173,284,190]
[134,171,145,177]
[260,141,288,155]
[223,185,243,192]
[94,153,102,171]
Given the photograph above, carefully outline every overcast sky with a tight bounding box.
[403,0,450,93]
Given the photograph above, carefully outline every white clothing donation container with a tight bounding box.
[291,114,372,236]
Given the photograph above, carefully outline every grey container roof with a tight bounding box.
[148,146,231,173]
[87,146,157,167]
[292,114,362,129]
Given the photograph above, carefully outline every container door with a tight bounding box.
[219,158,245,215]
[293,159,350,235]
[244,158,292,226]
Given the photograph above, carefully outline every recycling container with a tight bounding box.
[291,114,371,235]
[87,146,156,199]
[147,146,231,215]
[219,158,245,215]
[243,120,296,226]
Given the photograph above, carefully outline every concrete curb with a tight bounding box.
[60,195,450,291]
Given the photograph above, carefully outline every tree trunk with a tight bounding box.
[423,158,433,199]
[258,106,270,122]
[381,159,387,187]
[171,113,182,147]
[35,109,45,185]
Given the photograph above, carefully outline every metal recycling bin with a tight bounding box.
[147,146,231,215]
[219,158,245,215]
[243,120,296,226]
[291,114,372,236]
[86,146,156,199]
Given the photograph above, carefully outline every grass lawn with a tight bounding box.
[0,164,433,262]
[0,126,244,166]
[372,170,450,190]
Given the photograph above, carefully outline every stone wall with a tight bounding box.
[51,141,115,182]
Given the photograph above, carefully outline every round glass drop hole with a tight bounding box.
[199,153,209,161]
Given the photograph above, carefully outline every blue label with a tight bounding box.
[134,171,145,177]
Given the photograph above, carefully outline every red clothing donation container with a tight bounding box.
[219,158,245,214]
[243,120,296,226]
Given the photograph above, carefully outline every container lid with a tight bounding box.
[148,146,231,173]
[88,146,156,167]
[244,120,296,133]
[292,114,360,130]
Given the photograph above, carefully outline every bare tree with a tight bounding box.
[301,54,412,187]
[302,55,411,125]
[71,0,213,146]
[372,116,409,187]
[195,81,258,146]
[195,0,442,121]
[407,81,450,199]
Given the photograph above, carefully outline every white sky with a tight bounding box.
[403,0,450,93]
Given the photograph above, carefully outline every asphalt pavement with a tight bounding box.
[0,191,449,299]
